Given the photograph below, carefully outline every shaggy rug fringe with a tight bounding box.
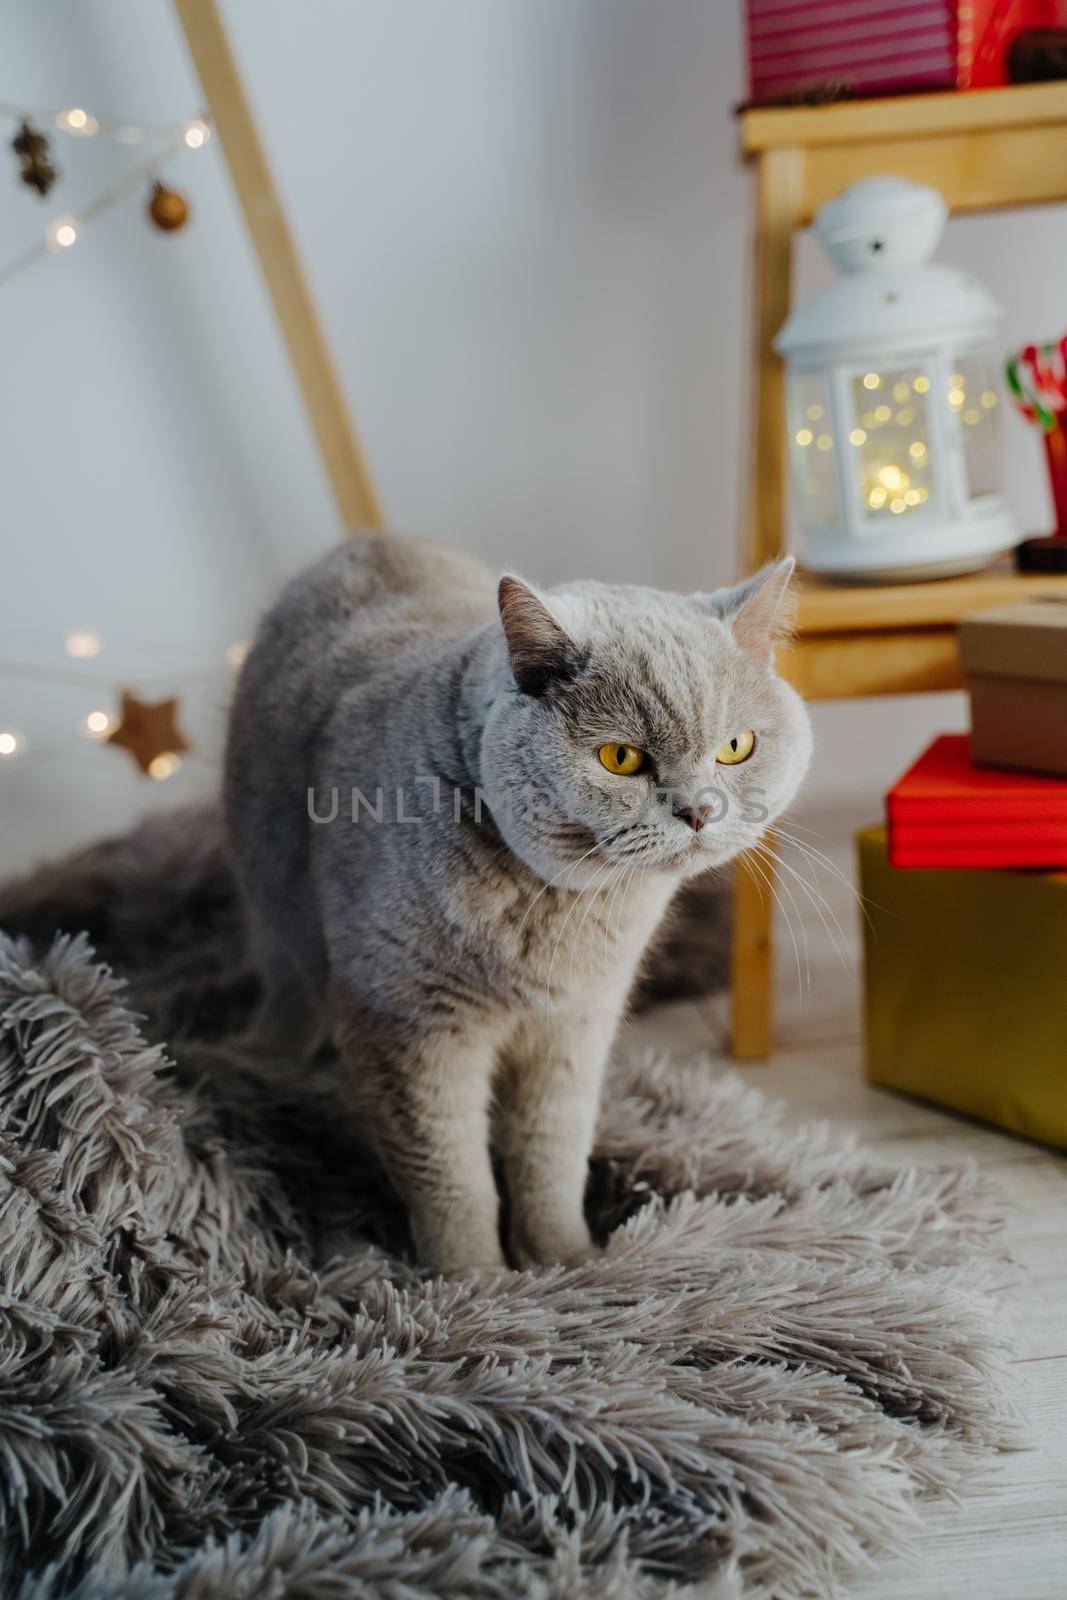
[0,856,1010,1598]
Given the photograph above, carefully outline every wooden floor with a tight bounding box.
[628,807,1067,1600]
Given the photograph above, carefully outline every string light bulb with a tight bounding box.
[83,710,112,739]
[66,629,102,658]
[182,118,210,150]
[56,107,98,136]
[46,216,79,252]
[148,751,181,780]
[0,731,23,757]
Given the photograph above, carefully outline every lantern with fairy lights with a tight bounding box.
[776,176,1016,582]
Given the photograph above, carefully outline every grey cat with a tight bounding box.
[224,536,811,1276]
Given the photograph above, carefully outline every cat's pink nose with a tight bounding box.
[674,803,711,833]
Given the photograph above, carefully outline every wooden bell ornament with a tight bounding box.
[148,181,189,232]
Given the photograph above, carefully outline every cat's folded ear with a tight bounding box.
[693,556,796,662]
[498,576,586,696]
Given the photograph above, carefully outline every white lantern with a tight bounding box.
[776,176,1016,582]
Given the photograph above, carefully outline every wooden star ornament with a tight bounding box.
[106,690,191,776]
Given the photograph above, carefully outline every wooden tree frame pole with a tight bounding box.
[172,0,383,533]
[731,146,803,1060]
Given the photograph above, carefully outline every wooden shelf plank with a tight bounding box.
[794,563,1067,636]
[780,628,964,700]
[740,82,1067,153]
[805,122,1067,220]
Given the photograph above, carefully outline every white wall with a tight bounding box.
[1,0,1063,876]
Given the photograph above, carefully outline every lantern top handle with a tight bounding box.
[776,173,1000,367]
[814,177,947,275]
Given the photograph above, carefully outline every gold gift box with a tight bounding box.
[857,826,1067,1151]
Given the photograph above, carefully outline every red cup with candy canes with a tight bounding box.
[1007,336,1067,540]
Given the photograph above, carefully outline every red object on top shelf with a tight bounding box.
[886,733,1067,868]
[745,0,1067,107]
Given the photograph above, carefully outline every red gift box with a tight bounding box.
[886,732,1067,867]
[745,0,1067,106]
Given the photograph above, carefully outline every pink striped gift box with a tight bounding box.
[748,0,979,104]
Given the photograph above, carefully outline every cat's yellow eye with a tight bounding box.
[597,743,648,776]
[716,730,756,766]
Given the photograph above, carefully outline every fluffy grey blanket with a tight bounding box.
[0,808,1007,1598]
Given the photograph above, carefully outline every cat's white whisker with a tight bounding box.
[515,840,602,937]
[763,843,851,961]
[771,824,878,931]
[600,857,635,979]
[546,854,612,1009]
[767,827,865,934]
[771,821,860,893]
[751,847,811,993]
[604,856,637,973]
[566,857,621,993]
[760,841,856,975]
[600,858,626,975]
[617,860,644,957]
[743,849,807,997]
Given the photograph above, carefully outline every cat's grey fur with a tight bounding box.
[225,536,811,1275]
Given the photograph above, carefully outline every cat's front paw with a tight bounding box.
[510,1222,600,1271]
[451,1258,509,1285]
[416,1231,507,1281]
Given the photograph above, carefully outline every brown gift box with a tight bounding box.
[959,600,1067,777]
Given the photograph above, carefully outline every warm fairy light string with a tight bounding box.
[0,103,211,291]
[0,631,249,780]
[0,101,209,145]
[793,367,998,516]
[0,102,222,775]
